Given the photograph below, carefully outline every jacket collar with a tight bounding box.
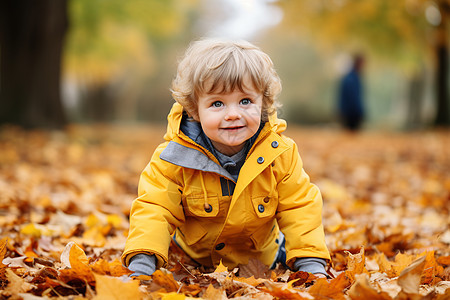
[160,102,287,179]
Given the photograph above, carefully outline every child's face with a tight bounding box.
[196,79,262,156]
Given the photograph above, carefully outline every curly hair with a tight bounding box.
[171,38,282,121]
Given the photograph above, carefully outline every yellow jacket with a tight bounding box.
[122,103,330,269]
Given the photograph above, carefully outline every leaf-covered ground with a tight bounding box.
[0,125,449,299]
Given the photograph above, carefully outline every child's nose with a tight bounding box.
[224,105,242,120]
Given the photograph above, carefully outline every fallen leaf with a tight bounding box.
[93,273,141,300]
[397,255,426,294]
[4,269,34,296]
[347,273,393,299]
[345,247,368,282]
[214,260,228,273]
[238,258,270,279]
[151,269,180,292]
[308,273,350,300]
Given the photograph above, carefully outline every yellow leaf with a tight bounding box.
[107,214,123,227]
[93,273,141,300]
[214,260,228,273]
[85,213,100,228]
[20,223,42,237]
[159,292,186,300]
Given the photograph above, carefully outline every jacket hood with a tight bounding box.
[163,102,287,142]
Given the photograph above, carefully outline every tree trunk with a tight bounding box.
[434,0,449,127]
[435,45,449,126]
[0,0,68,129]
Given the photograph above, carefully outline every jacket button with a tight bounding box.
[204,204,212,213]
[215,243,225,250]
[263,196,270,203]
[271,141,279,148]
[257,157,264,164]
[258,204,265,213]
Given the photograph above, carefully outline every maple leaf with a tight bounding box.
[308,272,351,300]
[214,260,228,273]
[93,273,141,300]
[345,247,368,283]
[151,269,180,292]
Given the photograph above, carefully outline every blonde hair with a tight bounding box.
[171,38,282,121]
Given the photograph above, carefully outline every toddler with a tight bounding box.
[122,38,330,277]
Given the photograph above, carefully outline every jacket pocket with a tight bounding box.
[185,194,219,217]
[251,196,277,218]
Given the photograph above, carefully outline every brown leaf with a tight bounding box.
[4,269,34,296]
[288,271,316,287]
[238,258,270,279]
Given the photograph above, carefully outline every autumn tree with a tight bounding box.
[0,0,68,129]
[64,0,199,123]
[277,0,450,127]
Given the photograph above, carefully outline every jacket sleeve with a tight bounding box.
[275,140,330,268]
[121,144,185,268]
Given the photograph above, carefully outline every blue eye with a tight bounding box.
[240,98,251,105]
[212,101,223,108]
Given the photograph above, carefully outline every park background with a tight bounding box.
[1,0,449,130]
[0,1,449,299]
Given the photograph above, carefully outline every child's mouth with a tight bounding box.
[221,126,245,131]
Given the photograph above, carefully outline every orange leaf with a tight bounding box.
[261,281,315,299]
[233,275,265,287]
[397,255,426,294]
[151,270,179,292]
[0,237,8,280]
[202,284,227,300]
[93,273,141,300]
[345,247,367,282]
[437,256,450,266]
[347,273,392,300]
[308,272,351,300]
[59,241,94,283]
[419,251,443,284]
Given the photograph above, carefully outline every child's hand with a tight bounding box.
[128,253,156,277]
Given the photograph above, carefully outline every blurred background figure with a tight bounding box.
[337,55,365,131]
